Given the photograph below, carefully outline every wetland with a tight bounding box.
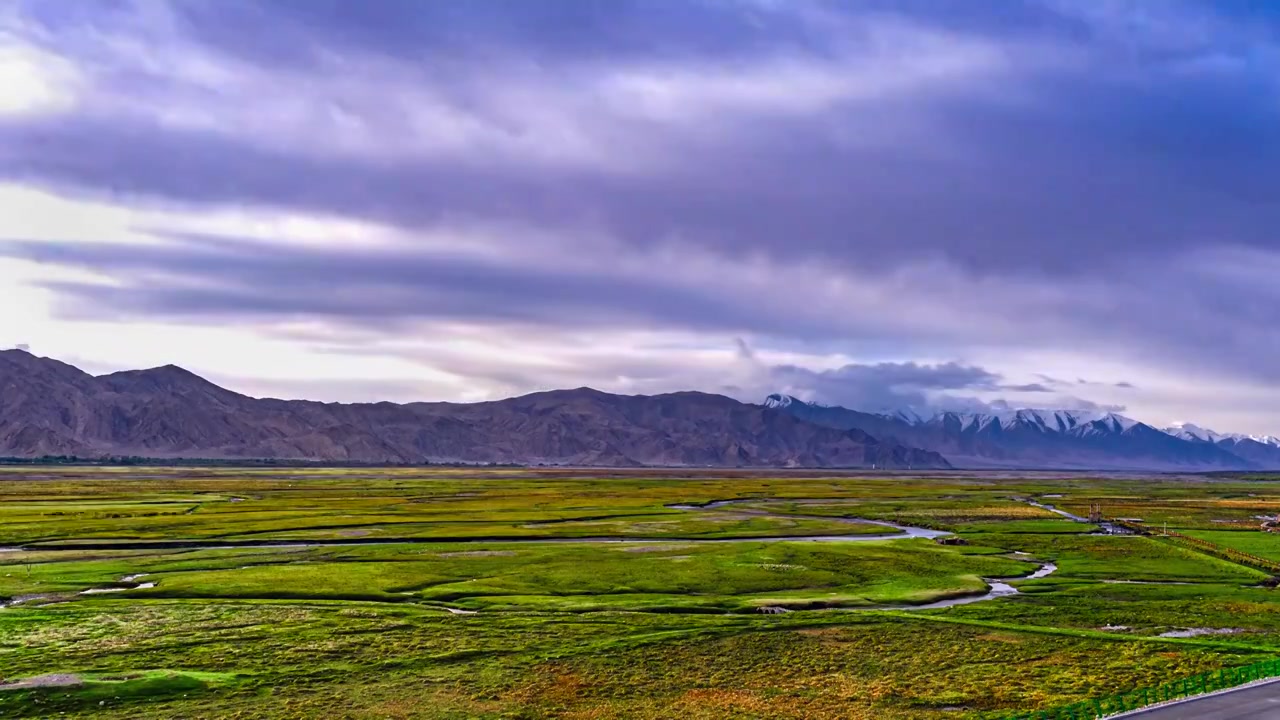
[4,467,1280,718]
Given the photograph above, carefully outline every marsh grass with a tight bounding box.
[4,468,1280,718]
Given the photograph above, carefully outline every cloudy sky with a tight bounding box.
[2,0,1279,433]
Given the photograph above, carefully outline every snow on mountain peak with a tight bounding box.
[884,408,927,424]
[1097,413,1140,432]
[763,393,794,409]
[1054,411,1140,437]
[1161,424,1280,447]
[880,407,1145,435]
[772,398,1278,447]
[1164,423,1225,443]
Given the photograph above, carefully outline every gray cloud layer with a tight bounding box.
[3,0,1280,421]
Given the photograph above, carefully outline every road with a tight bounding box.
[1115,680,1280,719]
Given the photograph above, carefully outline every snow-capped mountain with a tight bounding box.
[1165,423,1280,447]
[917,409,1158,451]
[1164,423,1228,444]
[881,408,927,424]
[1163,423,1280,468]
[1070,413,1144,436]
[763,395,1265,470]
[943,409,1138,435]
[764,398,1135,437]
[763,393,794,409]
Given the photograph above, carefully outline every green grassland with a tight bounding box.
[2,540,1030,612]
[4,468,1280,718]
[1180,528,1280,562]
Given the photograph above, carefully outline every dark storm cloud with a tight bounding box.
[1033,375,1137,392]
[766,360,1119,414]
[4,233,894,343]
[8,233,753,329]
[807,361,1003,392]
[771,360,999,411]
[163,0,826,66]
[5,83,1278,278]
[5,0,1280,391]
[6,0,1276,272]
[1003,383,1054,393]
[0,116,556,230]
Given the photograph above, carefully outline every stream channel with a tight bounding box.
[1,498,1056,611]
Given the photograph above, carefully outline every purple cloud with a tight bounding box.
[1,0,1280,429]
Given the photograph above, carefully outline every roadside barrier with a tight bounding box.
[1111,521,1280,575]
[1003,657,1280,719]
[1159,529,1280,574]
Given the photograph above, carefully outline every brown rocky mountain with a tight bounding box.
[0,350,950,468]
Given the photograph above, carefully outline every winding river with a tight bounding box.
[9,501,948,552]
[1023,498,1132,535]
[2,498,1057,612]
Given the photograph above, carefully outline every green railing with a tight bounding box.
[1004,657,1280,719]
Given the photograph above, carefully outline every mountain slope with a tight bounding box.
[766,394,1255,470]
[1165,423,1280,469]
[0,351,949,468]
[1217,437,1280,468]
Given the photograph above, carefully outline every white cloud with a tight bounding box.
[4,2,1280,439]
[4,4,1027,177]
[0,43,80,116]
[601,20,1007,125]
[4,183,1270,429]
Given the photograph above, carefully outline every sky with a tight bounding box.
[2,0,1279,434]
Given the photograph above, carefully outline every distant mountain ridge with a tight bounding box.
[764,394,1274,470]
[0,350,949,468]
[3,348,1270,470]
[1163,423,1280,468]
[1165,422,1280,447]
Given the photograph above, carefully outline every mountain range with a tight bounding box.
[2,349,1273,470]
[1163,423,1280,468]
[0,350,948,468]
[765,394,1280,470]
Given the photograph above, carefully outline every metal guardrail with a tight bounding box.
[1003,657,1280,719]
